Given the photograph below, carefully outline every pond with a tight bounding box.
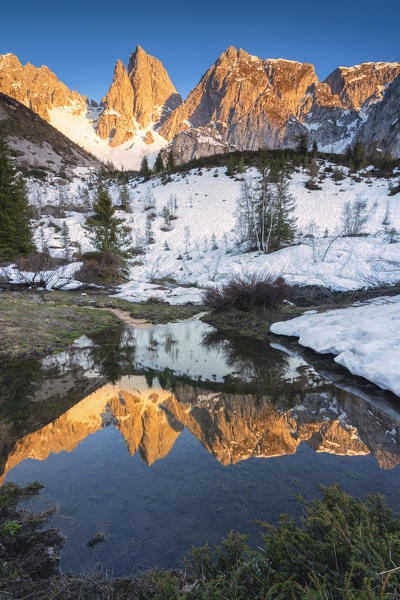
[1,315,400,576]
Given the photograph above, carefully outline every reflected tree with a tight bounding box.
[88,327,137,384]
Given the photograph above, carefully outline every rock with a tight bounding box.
[324,63,400,110]
[357,73,400,158]
[97,60,136,146]
[143,131,154,145]
[161,126,235,164]
[87,532,106,548]
[0,48,400,161]
[128,45,182,129]
[0,53,86,123]
[160,47,318,150]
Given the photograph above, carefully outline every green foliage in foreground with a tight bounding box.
[179,483,400,599]
[2,483,400,599]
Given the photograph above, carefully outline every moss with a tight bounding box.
[0,292,121,360]
[201,304,304,340]
[128,302,204,324]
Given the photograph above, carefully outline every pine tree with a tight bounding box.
[312,140,318,156]
[160,206,172,231]
[352,140,366,171]
[167,151,175,174]
[268,177,297,251]
[140,156,151,180]
[238,156,245,174]
[145,214,155,245]
[211,233,218,250]
[236,168,297,253]
[296,132,309,155]
[119,183,131,212]
[153,152,164,173]
[61,222,71,261]
[84,184,131,257]
[0,133,33,258]
[344,145,352,167]
[226,154,235,177]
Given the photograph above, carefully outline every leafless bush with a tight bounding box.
[202,272,293,311]
[341,197,376,236]
[75,251,125,286]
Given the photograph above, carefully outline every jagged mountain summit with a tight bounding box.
[2,377,400,484]
[0,47,399,169]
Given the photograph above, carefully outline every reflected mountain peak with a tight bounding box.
[2,374,400,483]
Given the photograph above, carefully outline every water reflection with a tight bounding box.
[1,316,400,574]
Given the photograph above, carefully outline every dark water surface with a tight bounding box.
[1,316,400,575]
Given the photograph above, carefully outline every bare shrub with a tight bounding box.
[341,197,375,236]
[75,251,125,286]
[202,272,292,311]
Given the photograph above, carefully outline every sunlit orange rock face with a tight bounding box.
[96,60,136,146]
[159,47,318,147]
[1,377,399,484]
[96,46,181,145]
[0,53,86,122]
[0,48,399,160]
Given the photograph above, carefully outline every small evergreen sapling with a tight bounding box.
[145,214,155,245]
[61,222,71,261]
[84,184,131,260]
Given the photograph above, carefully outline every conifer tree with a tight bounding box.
[119,182,131,212]
[296,132,309,156]
[312,139,318,156]
[167,151,175,174]
[84,185,131,257]
[352,140,366,171]
[145,214,155,245]
[268,177,297,251]
[140,156,151,180]
[153,152,164,173]
[0,133,33,258]
[238,156,245,174]
[236,168,296,253]
[226,154,235,177]
[61,222,72,261]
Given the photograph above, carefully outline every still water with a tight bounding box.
[1,315,400,575]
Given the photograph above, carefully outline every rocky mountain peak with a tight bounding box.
[159,46,318,155]
[97,59,136,146]
[0,53,86,122]
[127,45,181,129]
[324,61,400,110]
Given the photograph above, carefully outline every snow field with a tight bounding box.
[27,164,400,303]
[270,296,400,397]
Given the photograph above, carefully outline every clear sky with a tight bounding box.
[2,0,399,102]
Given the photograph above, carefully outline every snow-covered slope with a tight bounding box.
[270,296,400,396]
[49,104,167,170]
[28,163,400,303]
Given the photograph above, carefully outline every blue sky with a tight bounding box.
[2,0,399,102]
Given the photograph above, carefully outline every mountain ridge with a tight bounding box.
[0,47,399,168]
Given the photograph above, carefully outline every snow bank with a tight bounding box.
[270,296,400,397]
[1,262,83,290]
[25,164,400,300]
